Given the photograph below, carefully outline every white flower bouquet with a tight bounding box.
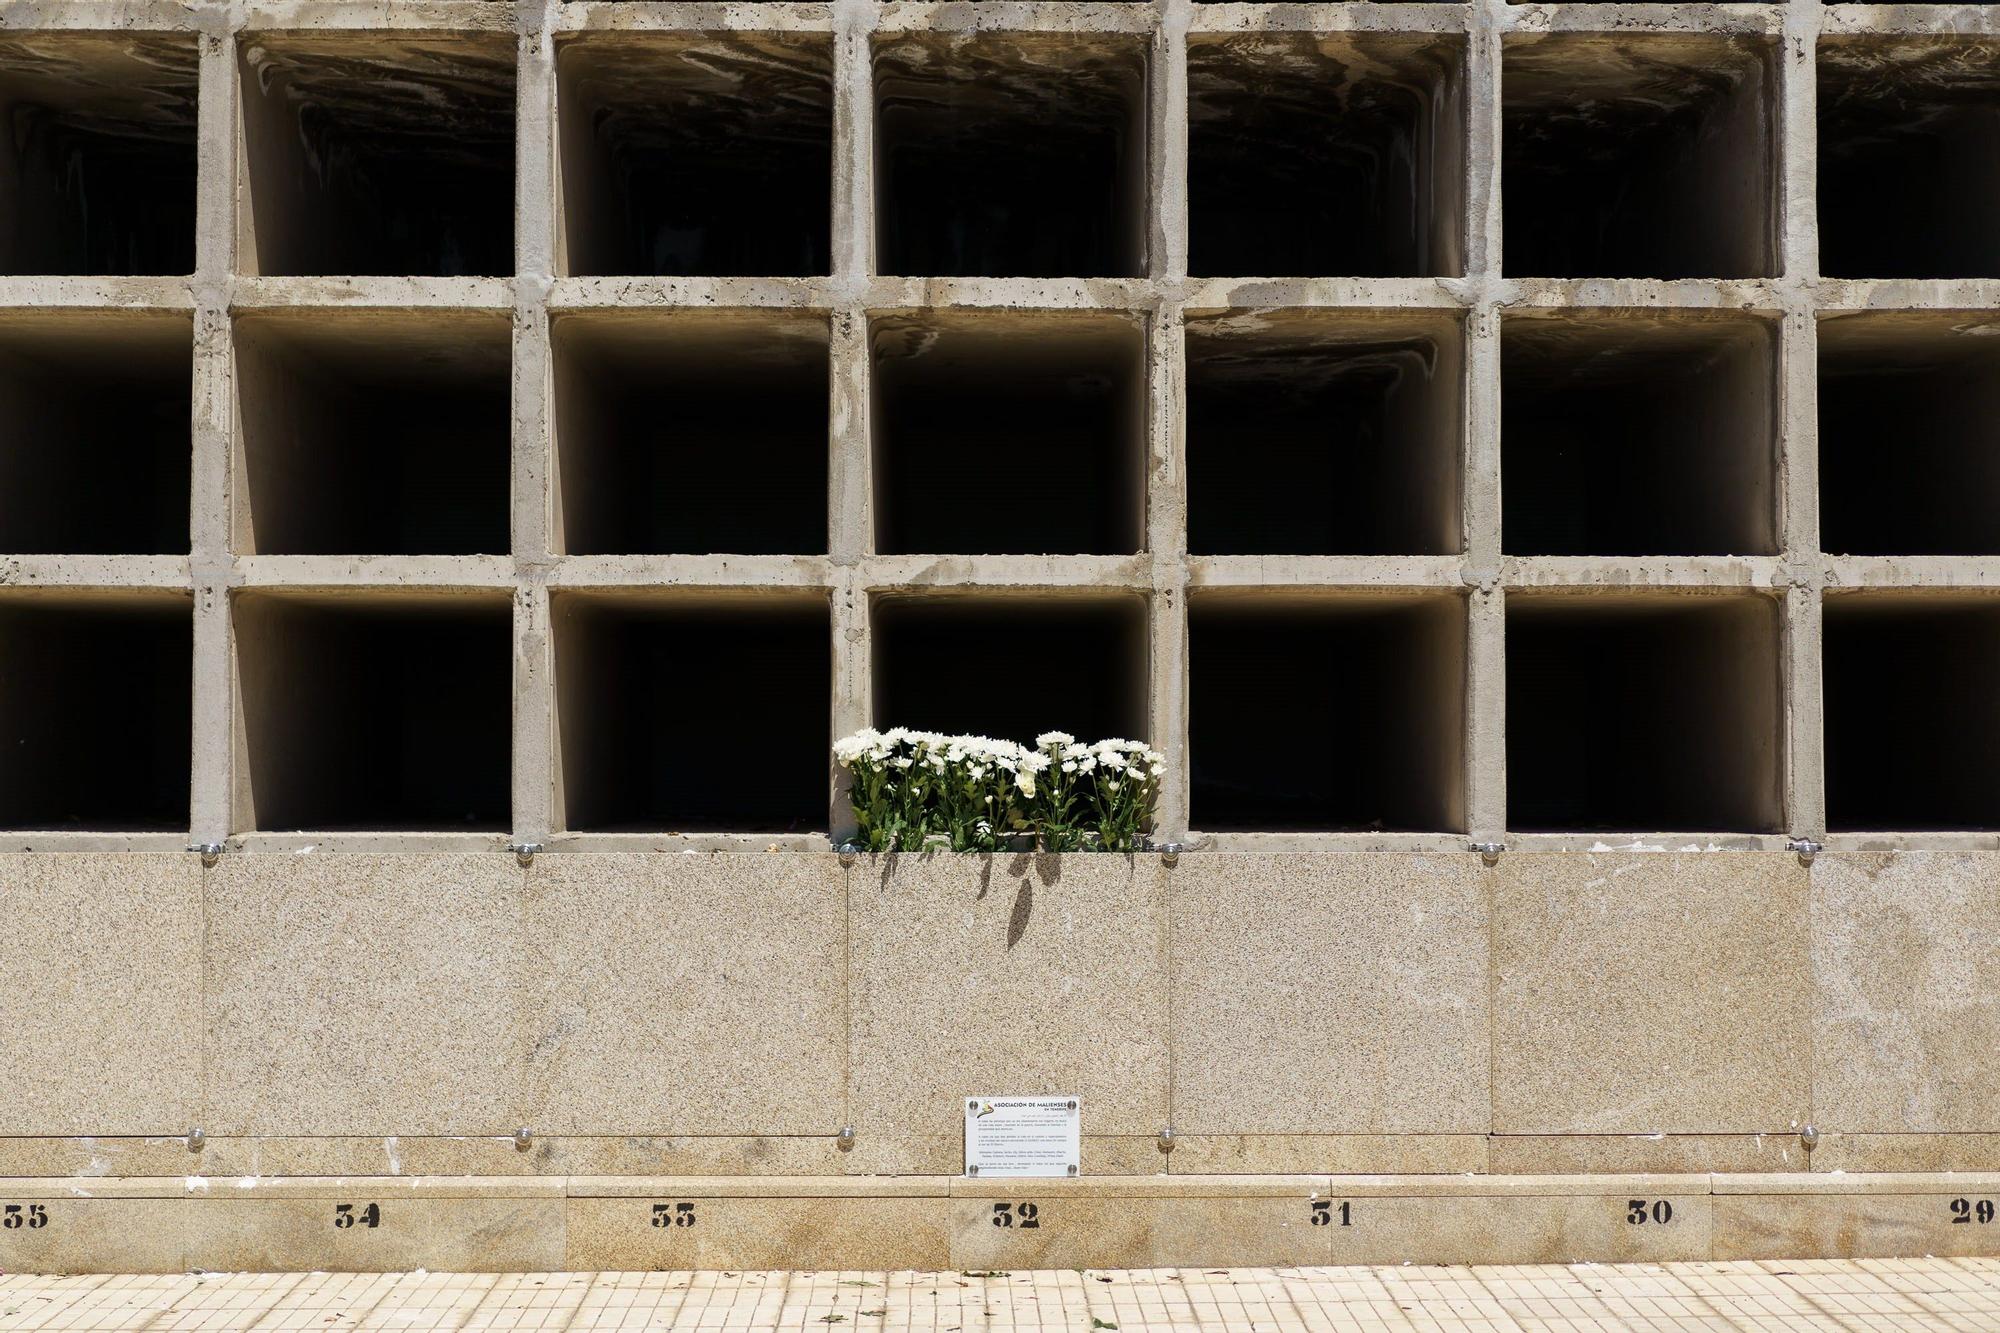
[833,727,1164,853]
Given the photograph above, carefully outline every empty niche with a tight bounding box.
[1506,594,1784,833]
[238,33,516,277]
[556,34,831,277]
[1189,594,1466,833]
[552,312,828,556]
[1824,595,2000,832]
[872,313,1144,555]
[1819,39,2000,279]
[233,592,511,832]
[871,595,1149,745]
[1503,34,1776,279]
[1502,312,1778,557]
[553,593,830,832]
[0,313,190,555]
[233,311,511,556]
[0,593,189,831]
[0,33,197,275]
[874,34,1146,278]
[1186,311,1463,556]
[1820,313,2000,555]
[1188,34,1465,279]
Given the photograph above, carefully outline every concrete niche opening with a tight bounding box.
[871,594,1149,745]
[238,33,516,277]
[1820,313,2000,555]
[1819,39,2000,279]
[1503,34,1776,280]
[872,313,1144,555]
[1502,312,1778,557]
[0,33,197,275]
[556,34,832,277]
[1189,594,1466,833]
[1506,594,1784,833]
[233,311,511,556]
[1186,310,1463,556]
[553,592,830,833]
[1824,595,2000,832]
[874,34,1146,278]
[0,313,190,555]
[1188,34,1464,279]
[233,592,511,832]
[0,593,189,831]
[552,312,828,556]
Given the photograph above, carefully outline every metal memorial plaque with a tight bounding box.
[964,1095,1081,1178]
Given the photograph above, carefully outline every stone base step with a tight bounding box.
[5,1173,2000,1273]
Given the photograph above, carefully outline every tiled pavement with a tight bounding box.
[4,1261,2000,1331]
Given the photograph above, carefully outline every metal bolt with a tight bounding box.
[836,1126,856,1152]
[186,1127,205,1153]
[1800,1123,1820,1152]
[188,843,222,868]
[514,1127,533,1152]
[1471,841,1504,866]
[1156,1127,1176,1154]
[838,850,857,868]
[1787,837,1823,867]
[509,842,542,868]
[1159,841,1185,868]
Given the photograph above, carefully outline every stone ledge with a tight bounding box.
[5,1173,2000,1271]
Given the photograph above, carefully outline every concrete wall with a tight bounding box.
[4,849,1999,1182]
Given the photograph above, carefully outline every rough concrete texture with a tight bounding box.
[0,0,1983,853]
[6,851,2000,1188]
[9,1172,2000,1272]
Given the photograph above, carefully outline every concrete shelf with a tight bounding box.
[552,311,829,556]
[0,312,190,556]
[1505,593,1785,834]
[238,32,516,278]
[551,591,831,833]
[1502,33,1777,280]
[233,311,512,557]
[1819,38,2000,280]
[1187,34,1465,279]
[1186,310,1464,557]
[1820,312,2000,557]
[1501,311,1779,557]
[870,312,1145,556]
[232,592,512,833]
[870,593,1150,746]
[0,594,190,832]
[873,33,1147,279]
[1187,592,1466,833]
[1823,594,2000,832]
[0,33,197,277]
[556,33,833,278]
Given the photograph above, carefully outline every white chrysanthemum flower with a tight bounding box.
[892,757,913,769]
[1077,756,1097,773]
[1060,761,1077,774]
[1105,780,1122,794]
[1020,753,1050,774]
[1018,774,1037,799]
[1099,751,1127,771]
[1036,731,1075,749]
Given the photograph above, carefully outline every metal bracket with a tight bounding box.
[1787,837,1823,867]
[1157,842,1184,868]
[1470,841,1504,866]
[508,842,542,868]
[188,843,223,868]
